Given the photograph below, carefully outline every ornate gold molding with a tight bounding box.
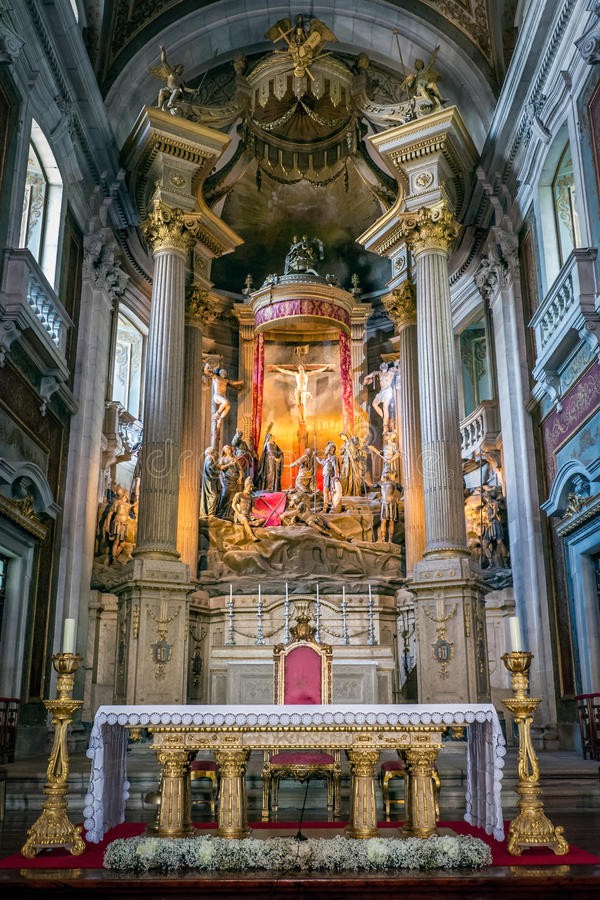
[382,282,417,329]
[397,204,460,256]
[185,286,215,325]
[0,493,47,539]
[141,201,199,255]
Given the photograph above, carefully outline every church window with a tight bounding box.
[459,315,494,417]
[552,144,580,267]
[18,121,63,287]
[112,311,145,419]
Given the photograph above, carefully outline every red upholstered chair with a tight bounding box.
[262,610,341,821]
[380,753,441,821]
[190,757,220,817]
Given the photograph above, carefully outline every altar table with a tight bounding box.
[84,703,506,843]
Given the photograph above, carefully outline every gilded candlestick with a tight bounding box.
[21,653,85,857]
[501,651,569,856]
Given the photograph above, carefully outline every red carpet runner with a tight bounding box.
[1,821,598,869]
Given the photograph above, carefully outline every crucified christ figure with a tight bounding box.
[268,362,333,424]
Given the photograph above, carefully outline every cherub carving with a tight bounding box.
[149,46,196,114]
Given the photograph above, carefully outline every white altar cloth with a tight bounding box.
[83,703,506,843]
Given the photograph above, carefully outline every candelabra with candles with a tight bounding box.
[255,586,265,645]
[501,648,569,856]
[341,588,349,645]
[21,652,86,857]
[225,587,235,646]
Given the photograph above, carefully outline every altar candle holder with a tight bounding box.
[256,588,265,645]
[315,585,321,643]
[341,593,349,645]
[225,593,235,646]
[501,651,569,856]
[21,653,86,857]
[283,584,290,644]
[367,591,377,646]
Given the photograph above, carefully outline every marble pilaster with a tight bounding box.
[475,232,557,724]
[56,230,127,662]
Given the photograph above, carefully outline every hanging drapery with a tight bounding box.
[252,332,265,451]
[338,329,354,434]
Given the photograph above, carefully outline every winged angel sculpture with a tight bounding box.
[265,15,337,79]
[149,46,197,113]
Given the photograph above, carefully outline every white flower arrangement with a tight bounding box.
[104,833,492,873]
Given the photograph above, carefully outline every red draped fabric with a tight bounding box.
[252,332,265,451]
[338,330,354,433]
[252,490,287,526]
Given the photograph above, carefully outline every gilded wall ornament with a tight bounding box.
[398,204,460,256]
[186,287,215,325]
[382,282,417,329]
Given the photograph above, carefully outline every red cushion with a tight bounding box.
[283,646,323,704]
[270,751,334,765]
[191,759,219,772]
[381,760,406,773]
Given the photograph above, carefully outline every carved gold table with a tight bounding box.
[84,704,506,843]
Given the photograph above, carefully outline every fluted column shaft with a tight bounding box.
[383,282,425,571]
[396,320,426,570]
[415,246,467,554]
[136,224,188,558]
[177,299,204,572]
[399,206,467,556]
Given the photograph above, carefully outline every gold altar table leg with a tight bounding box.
[215,749,250,839]
[345,749,379,839]
[155,747,195,838]
[403,747,439,838]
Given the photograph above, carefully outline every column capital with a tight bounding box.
[141,201,202,255]
[185,286,216,325]
[382,281,417,330]
[398,204,460,257]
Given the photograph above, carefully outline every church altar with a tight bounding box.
[83,703,505,843]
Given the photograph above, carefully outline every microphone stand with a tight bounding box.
[295,775,311,841]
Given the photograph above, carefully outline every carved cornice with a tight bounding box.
[397,204,459,256]
[576,2,600,64]
[382,282,417,329]
[141,202,199,255]
[83,231,129,298]
[0,493,47,539]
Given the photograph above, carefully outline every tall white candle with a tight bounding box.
[342,585,346,602]
[62,618,76,654]
[258,584,261,601]
[508,616,522,652]
[368,584,372,603]
[229,584,233,603]
[285,582,289,601]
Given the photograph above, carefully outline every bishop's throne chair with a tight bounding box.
[261,607,341,821]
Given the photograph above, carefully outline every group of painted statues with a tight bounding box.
[199,425,404,544]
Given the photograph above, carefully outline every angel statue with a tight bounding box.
[149,46,196,114]
[265,15,337,79]
[401,47,444,111]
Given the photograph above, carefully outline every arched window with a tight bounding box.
[18,121,63,286]
[552,144,580,268]
[112,310,145,420]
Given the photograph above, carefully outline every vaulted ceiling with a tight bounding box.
[81,2,520,293]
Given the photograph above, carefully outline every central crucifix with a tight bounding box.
[267,349,333,452]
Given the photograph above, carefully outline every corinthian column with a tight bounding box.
[134,202,195,559]
[382,282,425,571]
[398,205,467,557]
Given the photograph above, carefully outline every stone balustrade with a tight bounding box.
[0,248,72,373]
[530,249,599,399]
[460,399,500,459]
